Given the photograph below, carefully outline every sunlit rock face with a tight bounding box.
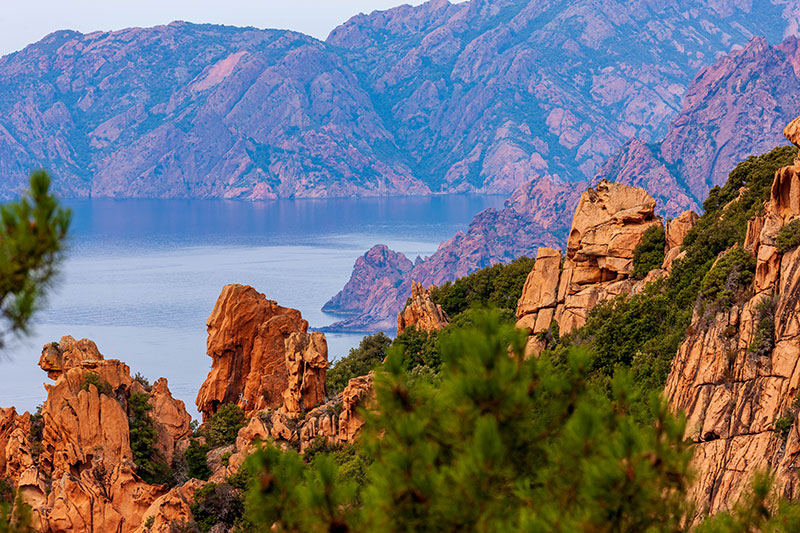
[515,180,661,355]
[196,284,327,421]
[0,335,192,532]
[664,118,800,518]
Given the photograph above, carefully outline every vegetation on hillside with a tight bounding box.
[428,255,534,317]
[211,145,800,532]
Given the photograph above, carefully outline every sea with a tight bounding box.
[0,195,506,416]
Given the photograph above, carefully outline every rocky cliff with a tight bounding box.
[0,2,796,199]
[662,124,800,517]
[196,284,327,420]
[596,35,800,214]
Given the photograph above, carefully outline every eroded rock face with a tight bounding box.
[0,336,195,533]
[196,284,328,420]
[282,332,328,415]
[397,281,450,335]
[663,132,800,517]
[516,181,660,354]
[662,210,699,272]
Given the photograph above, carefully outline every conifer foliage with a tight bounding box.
[0,171,70,350]
[243,312,695,531]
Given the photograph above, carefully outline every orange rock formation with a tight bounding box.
[396,281,450,335]
[195,284,327,420]
[0,335,193,532]
[516,180,665,354]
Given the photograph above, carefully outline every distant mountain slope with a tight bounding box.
[328,0,798,194]
[596,35,800,211]
[0,23,426,199]
[0,0,797,199]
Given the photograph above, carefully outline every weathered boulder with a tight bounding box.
[196,284,326,420]
[396,281,450,335]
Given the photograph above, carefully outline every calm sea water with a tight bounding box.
[0,196,505,416]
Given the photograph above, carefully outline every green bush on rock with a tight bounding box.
[777,219,800,253]
[632,224,666,278]
[205,404,246,449]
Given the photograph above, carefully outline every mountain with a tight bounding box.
[0,23,427,199]
[325,32,800,331]
[0,0,797,199]
[327,0,798,194]
[596,35,800,211]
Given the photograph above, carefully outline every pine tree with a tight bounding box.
[0,171,71,350]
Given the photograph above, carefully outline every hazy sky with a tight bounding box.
[0,0,442,56]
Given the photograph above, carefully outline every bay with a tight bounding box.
[0,195,506,416]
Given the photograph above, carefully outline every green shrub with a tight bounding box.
[429,255,534,317]
[777,219,800,253]
[326,332,391,395]
[184,439,211,481]
[749,295,777,357]
[205,404,246,449]
[699,247,755,306]
[190,482,245,533]
[243,312,694,531]
[128,392,172,485]
[133,372,152,392]
[80,371,112,395]
[775,415,794,442]
[632,224,666,278]
[392,325,441,372]
[28,405,43,462]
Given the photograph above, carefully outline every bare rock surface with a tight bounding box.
[397,281,450,335]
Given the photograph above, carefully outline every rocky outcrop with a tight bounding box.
[663,123,800,517]
[282,332,328,415]
[0,335,195,532]
[516,181,661,353]
[397,281,450,335]
[133,479,206,533]
[196,284,326,420]
[662,210,699,271]
[325,175,582,331]
[219,372,375,460]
